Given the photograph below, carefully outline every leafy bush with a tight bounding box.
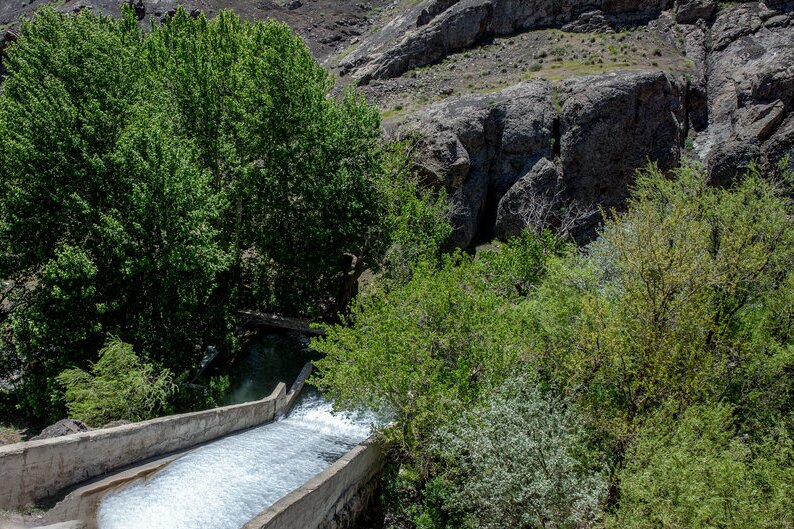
[473,229,569,299]
[312,255,528,470]
[522,162,794,443]
[57,337,175,426]
[312,232,566,527]
[611,403,794,529]
[316,162,793,528]
[377,140,453,287]
[440,380,607,529]
[170,373,232,413]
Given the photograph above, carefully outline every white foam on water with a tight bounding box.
[97,395,375,529]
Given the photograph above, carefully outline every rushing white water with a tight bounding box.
[97,394,374,529]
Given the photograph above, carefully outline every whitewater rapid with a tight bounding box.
[96,395,374,529]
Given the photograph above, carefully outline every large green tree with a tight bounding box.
[142,9,403,316]
[0,6,443,423]
[0,8,229,421]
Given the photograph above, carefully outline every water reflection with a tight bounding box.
[222,332,320,404]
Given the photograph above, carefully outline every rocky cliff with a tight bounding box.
[395,70,685,246]
[340,0,674,83]
[372,0,793,245]
[1,0,792,247]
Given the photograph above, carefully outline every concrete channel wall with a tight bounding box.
[243,437,385,529]
[0,382,289,511]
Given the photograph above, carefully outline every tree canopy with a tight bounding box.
[0,6,448,424]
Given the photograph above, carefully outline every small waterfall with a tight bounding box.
[96,394,375,529]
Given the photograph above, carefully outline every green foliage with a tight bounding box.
[377,141,453,287]
[0,7,229,421]
[312,231,566,527]
[312,254,528,471]
[522,162,794,443]
[56,337,176,426]
[0,6,439,423]
[518,162,794,525]
[472,229,569,299]
[315,161,793,528]
[382,470,462,529]
[140,9,408,317]
[170,373,232,412]
[611,404,794,529]
[439,380,607,529]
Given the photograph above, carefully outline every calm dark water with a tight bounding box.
[222,332,320,405]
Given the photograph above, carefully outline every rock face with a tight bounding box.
[397,71,686,247]
[32,419,91,440]
[389,1,794,247]
[557,71,685,210]
[342,0,792,85]
[398,80,556,247]
[340,0,679,83]
[698,1,794,183]
[495,158,561,239]
[0,0,393,62]
[674,0,717,23]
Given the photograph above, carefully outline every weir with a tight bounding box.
[0,360,384,529]
[97,393,375,529]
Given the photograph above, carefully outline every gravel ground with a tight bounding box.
[351,25,695,120]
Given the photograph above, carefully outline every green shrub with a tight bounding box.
[523,162,794,443]
[314,161,793,527]
[312,232,565,527]
[473,229,569,299]
[312,255,527,471]
[374,140,453,287]
[611,403,794,529]
[170,373,232,413]
[57,337,176,426]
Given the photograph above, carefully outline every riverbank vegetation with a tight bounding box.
[0,6,448,426]
[1,4,792,528]
[313,162,794,528]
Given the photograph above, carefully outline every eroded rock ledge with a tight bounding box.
[393,71,684,246]
[341,0,677,83]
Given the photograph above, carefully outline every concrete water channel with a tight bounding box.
[97,392,375,529]
[0,332,384,529]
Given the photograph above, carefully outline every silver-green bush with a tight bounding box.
[440,380,608,529]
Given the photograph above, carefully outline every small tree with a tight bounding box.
[311,231,566,473]
[57,337,175,426]
[312,256,526,472]
[522,162,794,444]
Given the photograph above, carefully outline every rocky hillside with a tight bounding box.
[344,0,794,245]
[1,0,398,60]
[2,0,793,247]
